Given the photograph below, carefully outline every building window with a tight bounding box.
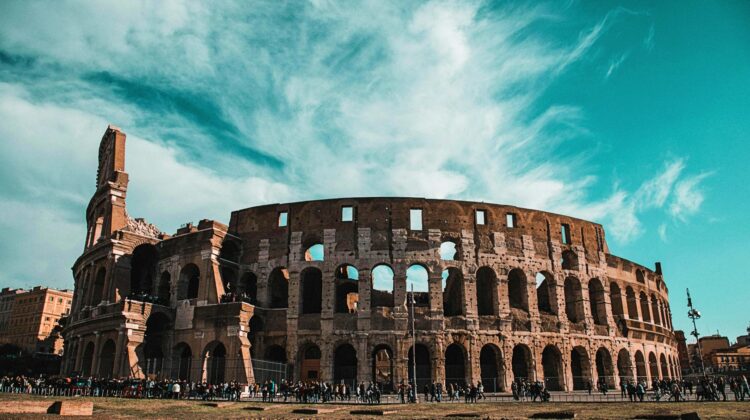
[342,206,353,222]
[410,209,423,231]
[49,297,53,302]
[475,210,486,225]
[278,211,288,227]
[561,224,571,244]
[506,213,516,228]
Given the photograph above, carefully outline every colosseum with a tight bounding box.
[61,126,680,392]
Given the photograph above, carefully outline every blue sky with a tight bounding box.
[0,0,748,342]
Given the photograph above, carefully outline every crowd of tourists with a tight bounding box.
[511,380,552,402]
[617,375,750,402]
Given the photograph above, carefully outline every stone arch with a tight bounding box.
[299,343,321,380]
[442,267,464,317]
[333,343,357,385]
[541,345,564,391]
[561,250,578,270]
[406,264,430,307]
[660,353,669,380]
[371,264,395,307]
[408,343,432,389]
[98,339,116,378]
[130,244,158,296]
[81,341,95,376]
[536,271,557,315]
[203,341,227,384]
[157,271,171,304]
[648,351,659,380]
[571,346,592,390]
[268,267,289,308]
[177,263,200,300]
[651,294,662,326]
[445,343,467,385]
[639,292,651,323]
[240,272,258,304]
[588,278,607,326]
[248,315,264,356]
[564,276,585,323]
[479,344,504,392]
[595,347,615,387]
[512,344,533,382]
[476,267,498,316]
[372,344,394,391]
[617,348,633,382]
[90,267,106,306]
[172,342,192,380]
[625,286,638,320]
[142,312,171,376]
[335,264,359,313]
[440,240,459,261]
[508,268,528,312]
[634,351,647,382]
[609,283,624,318]
[636,269,645,284]
[304,243,324,262]
[300,267,322,314]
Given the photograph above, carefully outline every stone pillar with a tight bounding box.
[581,280,594,332]
[357,268,371,331]
[357,335,369,384]
[319,343,333,383]
[113,328,127,378]
[428,273,443,320]
[90,332,102,376]
[74,336,86,372]
[463,271,478,328]
[527,269,540,333]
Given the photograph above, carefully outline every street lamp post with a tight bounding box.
[409,284,419,403]
[686,288,706,377]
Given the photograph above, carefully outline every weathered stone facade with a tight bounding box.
[62,126,680,391]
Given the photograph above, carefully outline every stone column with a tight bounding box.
[90,332,102,376]
[357,268,371,331]
[357,335,370,384]
[74,336,86,372]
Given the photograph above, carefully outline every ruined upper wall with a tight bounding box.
[229,197,610,263]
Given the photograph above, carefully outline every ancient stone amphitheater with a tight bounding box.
[61,126,680,392]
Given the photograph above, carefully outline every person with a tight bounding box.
[620,379,627,398]
[398,381,405,404]
[636,381,645,402]
[477,381,484,401]
[172,381,181,399]
[740,375,750,401]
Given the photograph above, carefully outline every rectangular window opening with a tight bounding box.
[410,209,423,231]
[475,210,486,225]
[342,206,353,222]
[561,224,571,244]
[278,211,288,227]
[506,213,516,228]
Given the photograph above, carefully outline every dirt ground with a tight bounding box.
[0,394,749,419]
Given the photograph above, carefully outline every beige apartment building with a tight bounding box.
[0,286,73,355]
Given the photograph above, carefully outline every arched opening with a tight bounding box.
[617,349,633,382]
[333,344,357,386]
[512,344,533,382]
[300,267,322,314]
[480,344,503,392]
[300,344,321,380]
[204,341,227,384]
[625,287,638,320]
[81,342,95,376]
[172,343,192,380]
[177,264,200,300]
[372,345,394,392]
[91,268,106,306]
[408,344,431,389]
[440,241,458,261]
[406,265,429,307]
[635,351,647,383]
[442,268,464,317]
[248,315,264,356]
[610,283,624,318]
[639,292,651,323]
[660,354,669,380]
[564,276,584,324]
[636,269,645,284]
[98,340,116,378]
[651,295,662,326]
[219,240,241,297]
[304,243,324,261]
[536,272,556,315]
[220,266,238,294]
[561,250,578,270]
[508,269,529,312]
[130,244,159,296]
[648,352,659,380]
[445,343,466,386]
[335,264,359,313]
[588,278,607,326]
[541,345,564,391]
[571,346,591,390]
[219,240,241,263]
[268,268,289,308]
[476,267,498,316]
[143,313,170,377]
[596,347,615,388]
[372,264,395,307]
[157,271,171,304]
[240,272,258,304]
[264,345,287,363]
